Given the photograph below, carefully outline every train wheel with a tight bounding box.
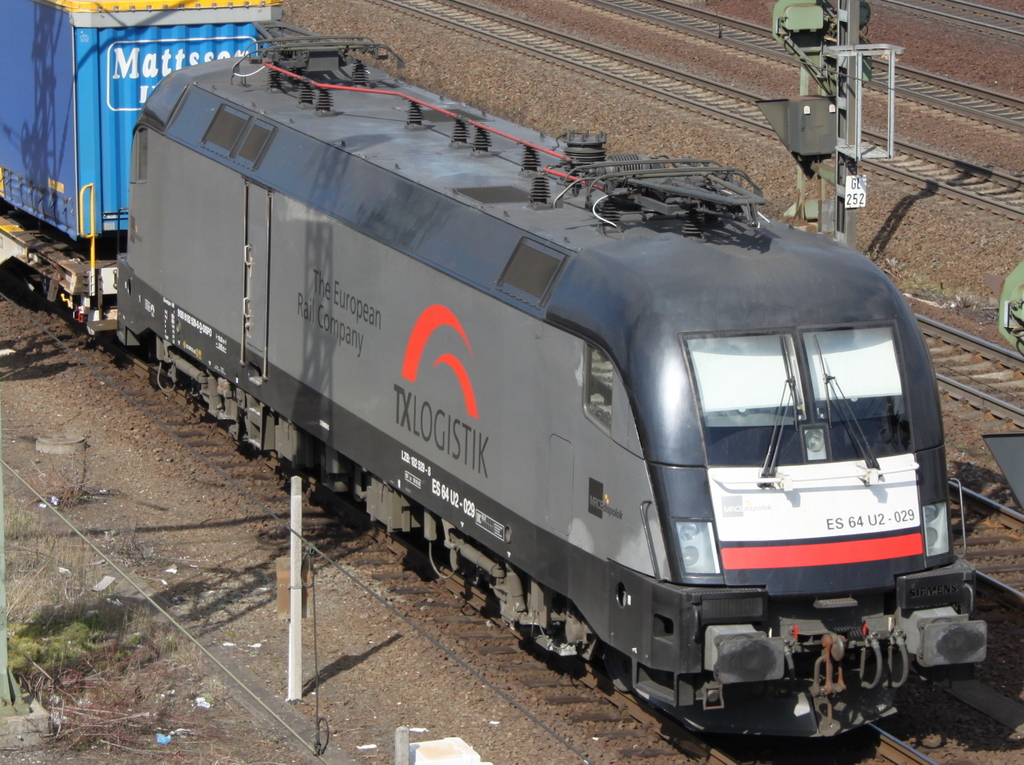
[603,646,634,692]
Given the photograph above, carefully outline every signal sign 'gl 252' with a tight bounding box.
[845,175,868,209]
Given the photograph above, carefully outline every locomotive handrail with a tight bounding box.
[77,183,97,273]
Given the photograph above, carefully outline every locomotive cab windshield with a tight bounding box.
[686,325,909,471]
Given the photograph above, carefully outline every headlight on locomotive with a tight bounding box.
[922,502,950,557]
[675,520,721,575]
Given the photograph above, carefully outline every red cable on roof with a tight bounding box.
[263,63,569,162]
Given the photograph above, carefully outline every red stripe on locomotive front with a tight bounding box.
[720,533,924,569]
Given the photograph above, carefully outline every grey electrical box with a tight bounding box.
[757,96,837,157]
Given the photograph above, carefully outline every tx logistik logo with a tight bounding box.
[394,305,489,476]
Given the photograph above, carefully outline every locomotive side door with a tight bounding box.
[242,181,273,378]
[547,435,574,536]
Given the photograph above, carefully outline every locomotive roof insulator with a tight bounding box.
[560,129,608,166]
[298,79,314,107]
[451,118,470,147]
[472,126,492,155]
[682,210,706,240]
[595,197,621,230]
[529,175,551,208]
[406,102,426,130]
[351,61,369,87]
[520,146,541,175]
[315,87,333,116]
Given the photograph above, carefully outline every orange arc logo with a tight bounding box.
[401,305,479,419]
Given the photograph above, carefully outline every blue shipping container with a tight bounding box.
[0,0,279,238]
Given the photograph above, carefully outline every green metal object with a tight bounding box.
[772,0,873,96]
[998,260,1024,354]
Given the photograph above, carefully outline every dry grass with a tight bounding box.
[4,501,223,754]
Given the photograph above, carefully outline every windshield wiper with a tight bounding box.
[813,338,880,474]
[759,376,798,484]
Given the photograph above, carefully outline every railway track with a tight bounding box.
[575,0,1024,133]
[953,484,1024,605]
[914,316,1024,601]
[918,314,1024,428]
[876,0,1024,44]
[384,0,1024,221]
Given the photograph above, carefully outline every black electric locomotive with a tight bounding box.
[113,35,986,736]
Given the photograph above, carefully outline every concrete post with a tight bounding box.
[395,726,410,765]
[287,476,302,701]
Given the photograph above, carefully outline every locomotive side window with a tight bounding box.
[237,122,275,164]
[130,128,148,183]
[586,346,614,432]
[203,105,248,152]
[201,106,275,168]
[497,239,565,305]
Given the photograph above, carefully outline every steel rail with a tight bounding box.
[387,0,1024,221]
[875,0,1024,42]
[949,485,1024,604]
[869,724,945,765]
[977,569,1024,604]
[916,314,1024,370]
[387,0,779,128]
[578,0,1024,132]
[957,482,1024,526]
[936,372,1024,427]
